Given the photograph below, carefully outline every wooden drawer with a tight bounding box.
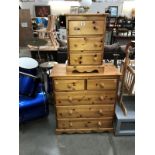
[54,80,85,91]
[55,91,116,105]
[57,118,113,129]
[68,20,105,36]
[69,37,103,51]
[56,105,115,118]
[70,53,102,65]
[87,79,117,90]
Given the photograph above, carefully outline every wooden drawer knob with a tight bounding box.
[69,122,73,127]
[74,58,78,62]
[92,21,96,24]
[67,84,72,89]
[74,44,77,47]
[93,57,97,61]
[69,110,73,114]
[68,96,72,102]
[55,81,58,85]
[99,83,104,88]
[99,96,104,101]
[99,109,103,114]
[98,121,102,127]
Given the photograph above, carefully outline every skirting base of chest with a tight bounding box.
[56,128,114,134]
[66,63,105,73]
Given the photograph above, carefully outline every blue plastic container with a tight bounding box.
[19,57,39,76]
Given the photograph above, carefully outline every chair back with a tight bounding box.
[46,15,56,32]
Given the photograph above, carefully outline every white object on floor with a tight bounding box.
[19,57,38,69]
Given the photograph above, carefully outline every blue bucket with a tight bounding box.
[19,57,39,76]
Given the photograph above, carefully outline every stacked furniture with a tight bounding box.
[51,14,121,134]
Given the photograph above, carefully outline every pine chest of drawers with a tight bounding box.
[66,14,107,73]
[51,64,121,134]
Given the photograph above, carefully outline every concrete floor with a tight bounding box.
[19,104,135,155]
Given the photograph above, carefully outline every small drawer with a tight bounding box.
[55,91,116,105]
[57,118,113,129]
[70,53,102,65]
[69,37,103,51]
[87,79,117,90]
[56,105,115,118]
[68,20,105,36]
[54,80,84,91]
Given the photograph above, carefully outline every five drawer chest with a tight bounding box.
[51,14,121,134]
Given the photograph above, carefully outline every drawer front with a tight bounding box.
[56,105,115,118]
[70,53,102,65]
[57,118,113,129]
[87,79,117,90]
[54,80,85,91]
[69,37,103,51]
[68,20,105,35]
[55,91,116,105]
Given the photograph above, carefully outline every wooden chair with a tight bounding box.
[34,15,58,48]
[118,41,135,115]
[120,61,135,95]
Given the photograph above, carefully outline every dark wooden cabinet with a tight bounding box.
[19,9,33,47]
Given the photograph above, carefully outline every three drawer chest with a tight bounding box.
[66,14,107,73]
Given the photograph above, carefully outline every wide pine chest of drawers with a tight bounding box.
[51,64,121,134]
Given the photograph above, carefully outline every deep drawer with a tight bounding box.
[54,80,85,91]
[69,37,103,51]
[56,105,115,118]
[55,91,116,105]
[87,79,117,90]
[57,117,113,129]
[70,53,102,65]
[68,20,105,35]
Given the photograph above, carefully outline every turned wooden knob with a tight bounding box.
[99,83,104,88]
[98,121,102,127]
[99,109,103,114]
[92,21,96,24]
[74,44,77,47]
[74,58,78,62]
[99,96,104,101]
[68,96,72,102]
[69,109,73,114]
[67,84,72,89]
[94,44,97,47]
[55,81,58,85]
[93,57,97,61]
[69,122,73,127]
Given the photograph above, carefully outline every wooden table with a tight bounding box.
[28,38,59,62]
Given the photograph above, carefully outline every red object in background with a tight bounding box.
[35,6,51,17]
